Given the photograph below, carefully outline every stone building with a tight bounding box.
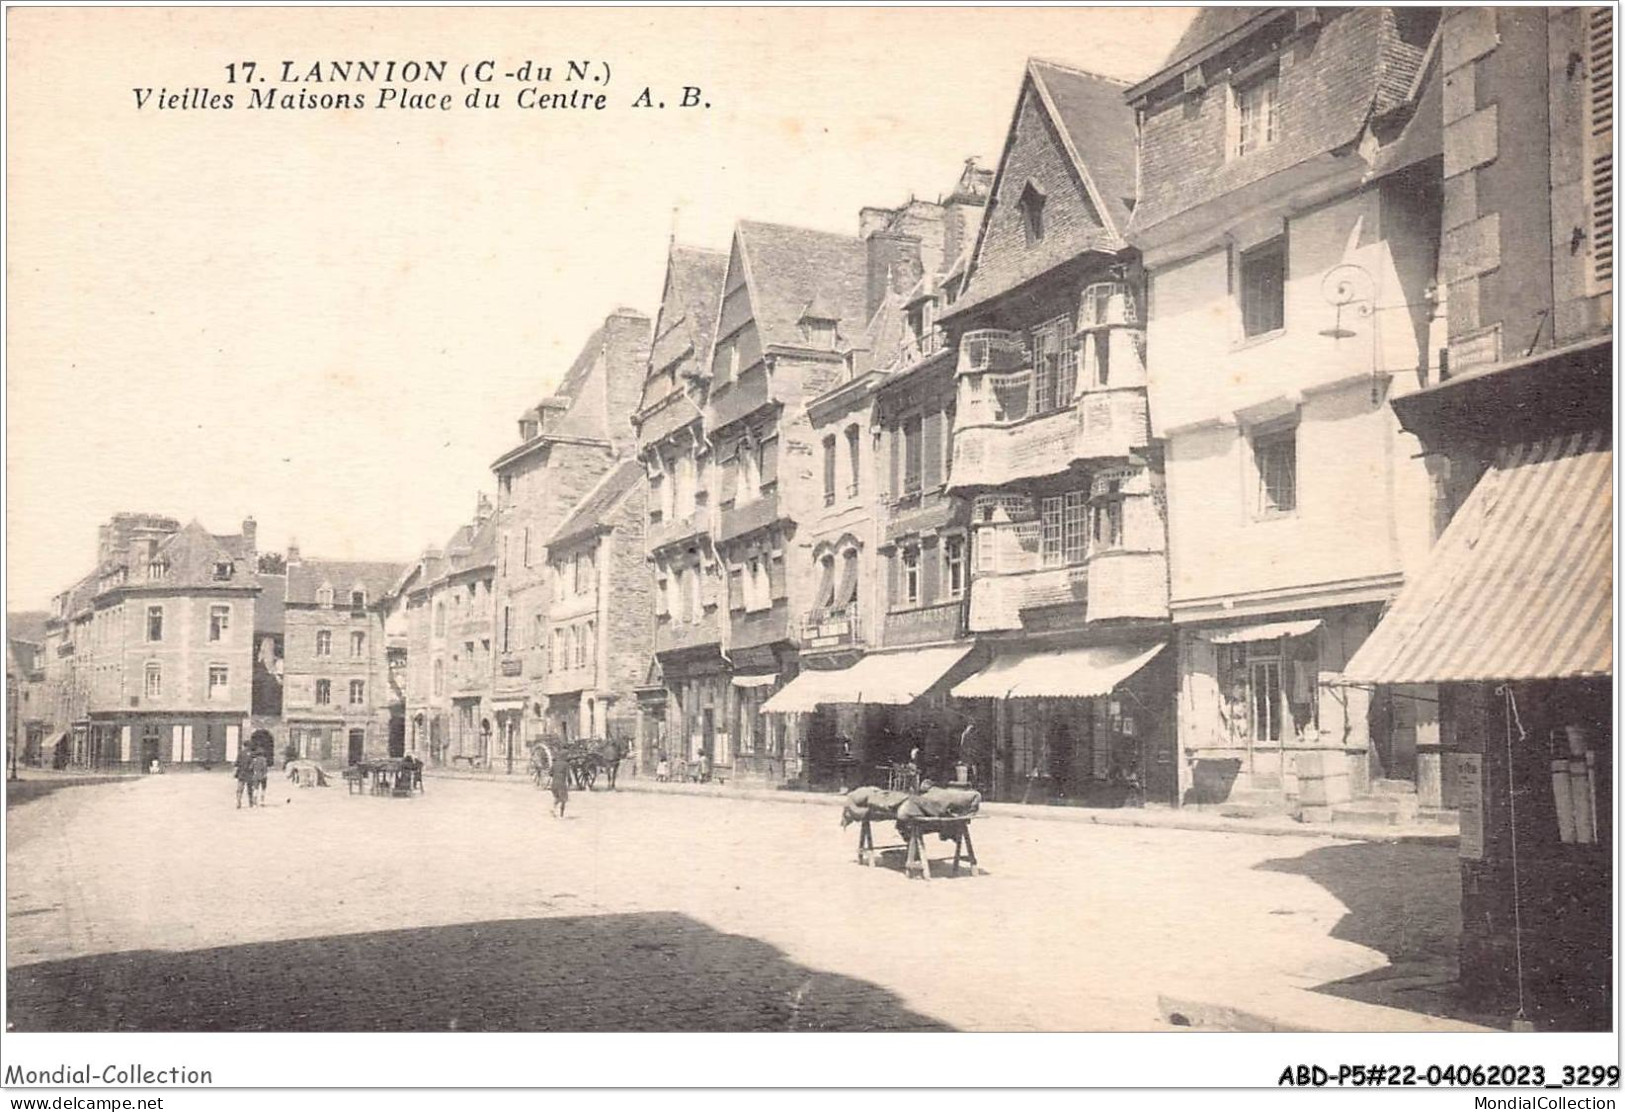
[764,161,993,789]
[1343,6,1612,1030]
[489,308,652,765]
[1126,7,1444,815]
[402,501,498,766]
[40,513,262,770]
[633,244,729,779]
[6,633,48,769]
[279,548,406,767]
[701,221,870,783]
[929,60,1174,806]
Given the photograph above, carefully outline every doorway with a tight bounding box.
[348,729,365,766]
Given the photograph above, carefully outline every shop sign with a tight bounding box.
[1457,753,1484,860]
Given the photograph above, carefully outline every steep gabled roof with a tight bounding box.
[7,611,50,643]
[641,244,728,411]
[734,221,869,351]
[286,560,407,605]
[1028,59,1139,236]
[1160,6,1274,73]
[547,458,644,550]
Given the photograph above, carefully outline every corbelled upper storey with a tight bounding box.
[1126,7,1435,248]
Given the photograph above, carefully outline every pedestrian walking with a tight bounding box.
[655,749,670,782]
[233,745,254,809]
[549,751,572,818]
[248,749,269,808]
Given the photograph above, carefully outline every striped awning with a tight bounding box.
[1344,431,1612,684]
[952,641,1165,699]
[1200,619,1322,644]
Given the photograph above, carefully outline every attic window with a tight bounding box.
[801,319,837,349]
[520,419,539,440]
[351,589,367,610]
[1019,182,1047,245]
[147,560,169,581]
[212,561,233,580]
[316,585,334,607]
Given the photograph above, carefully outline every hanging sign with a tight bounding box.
[1456,753,1484,860]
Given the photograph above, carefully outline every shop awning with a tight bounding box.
[1344,431,1612,685]
[1199,619,1322,644]
[761,668,849,714]
[761,644,973,713]
[731,673,779,688]
[952,641,1164,699]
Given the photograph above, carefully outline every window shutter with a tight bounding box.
[922,410,944,489]
[768,554,787,600]
[920,536,941,603]
[759,437,780,487]
[720,458,738,504]
[1589,6,1614,293]
[728,566,745,611]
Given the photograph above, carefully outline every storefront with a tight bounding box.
[951,639,1174,805]
[1345,429,1612,1029]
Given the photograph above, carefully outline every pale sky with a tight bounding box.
[6,6,1194,611]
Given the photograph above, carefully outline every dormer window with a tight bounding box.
[212,561,233,581]
[351,589,367,611]
[520,419,539,440]
[1019,182,1047,245]
[316,584,334,607]
[147,560,168,581]
[801,318,837,349]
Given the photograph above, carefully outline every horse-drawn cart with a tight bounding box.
[840,784,983,880]
[528,737,630,791]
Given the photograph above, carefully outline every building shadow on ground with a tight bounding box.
[7,911,951,1032]
[1255,841,1506,1027]
[5,776,137,810]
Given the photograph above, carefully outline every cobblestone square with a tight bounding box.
[7,775,1469,1032]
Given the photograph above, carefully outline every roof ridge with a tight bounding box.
[1029,56,1134,87]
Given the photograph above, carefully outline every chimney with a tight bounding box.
[858,206,895,240]
[286,538,302,567]
[603,308,653,455]
[864,232,923,321]
[241,516,257,553]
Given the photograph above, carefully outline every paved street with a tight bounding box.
[7,773,1470,1031]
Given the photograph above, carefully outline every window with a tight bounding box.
[148,560,169,581]
[977,528,997,573]
[209,665,229,700]
[1019,182,1046,244]
[822,435,837,505]
[349,679,365,705]
[1091,482,1125,551]
[1239,238,1286,338]
[1588,6,1615,292]
[316,679,332,705]
[902,547,921,605]
[690,562,704,617]
[1234,74,1279,158]
[432,660,443,696]
[144,662,162,698]
[532,612,544,649]
[675,453,697,518]
[575,624,589,669]
[316,629,332,657]
[565,627,578,670]
[902,415,923,493]
[147,606,163,642]
[944,536,966,599]
[737,439,762,504]
[316,585,333,607]
[744,557,772,613]
[990,371,1032,424]
[1254,427,1298,515]
[213,561,233,581]
[845,425,861,497]
[1249,656,1282,743]
[351,630,366,658]
[209,604,230,642]
[584,620,596,669]
[817,553,836,610]
[1030,317,1075,415]
[434,602,445,636]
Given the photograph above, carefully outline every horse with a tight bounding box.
[564,737,630,791]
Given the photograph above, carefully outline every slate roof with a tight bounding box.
[286,559,407,605]
[254,573,286,634]
[1129,7,1434,237]
[1029,59,1139,236]
[547,458,644,549]
[150,521,259,591]
[1160,6,1274,72]
[7,611,50,643]
[8,638,44,678]
[735,221,869,351]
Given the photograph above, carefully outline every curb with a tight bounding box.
[423,769,1458,845]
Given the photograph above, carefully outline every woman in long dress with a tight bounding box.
[549,750,572,818]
